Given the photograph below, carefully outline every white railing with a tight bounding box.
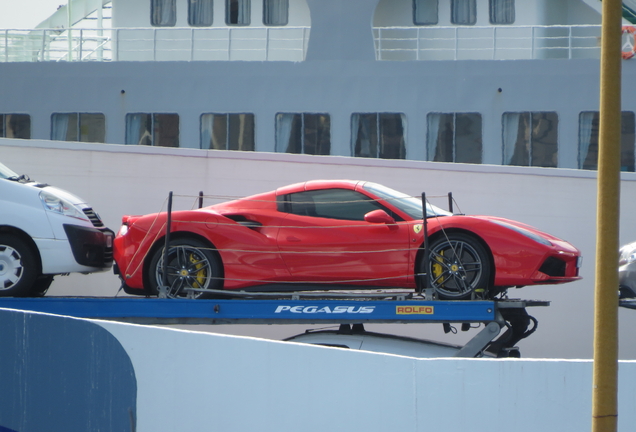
[1,25,602,62]
[373,25,602,60]
[1,28,111,62]
[0,26,310,62]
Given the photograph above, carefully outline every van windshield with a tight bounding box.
[0,162,19,180]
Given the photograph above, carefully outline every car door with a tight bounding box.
[276,188,411,287]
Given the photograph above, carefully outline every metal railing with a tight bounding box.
[0,26,310,62]
[373,25,602,60]
[1,24,602,62]
[1,28,111,62]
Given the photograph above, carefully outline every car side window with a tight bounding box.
[283,189,387,221]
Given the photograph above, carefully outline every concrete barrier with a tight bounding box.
[1,308,635,432]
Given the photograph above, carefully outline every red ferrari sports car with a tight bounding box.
[113,180,581,299]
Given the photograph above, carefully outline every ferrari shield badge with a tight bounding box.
[413,224,422,234]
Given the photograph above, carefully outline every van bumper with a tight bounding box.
[63,224,114,268]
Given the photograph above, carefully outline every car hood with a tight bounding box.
[470,215,564,240]
[2,176,90,208]
[36,183,89,207]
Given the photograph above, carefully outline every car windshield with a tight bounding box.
[362,182,451,219]
[0,162,19,180]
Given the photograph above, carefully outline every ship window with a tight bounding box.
[503,112,558,168]
[579,111,635,172]
[413,0,438,25]
[189,0,214,26]
[263,0,288,26]
[125,113,179,147]
[451,0,476,25]
[151,0,177,27]
[489,0,515,24]
[427,113,482,164]
[226,0,251,25]
[201,113,255,151]
[1,114,30,139]
[352,113,406,159]
[276,113,331,155]
[51,113,105,143]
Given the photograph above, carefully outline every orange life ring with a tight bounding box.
[622,26,636,60]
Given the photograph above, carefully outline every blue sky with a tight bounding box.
[0,0,63,29]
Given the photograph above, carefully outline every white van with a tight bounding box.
[0,162,113,296]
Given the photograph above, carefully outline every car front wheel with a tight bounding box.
[0,235,39,297]
[421,233,491,300]
[147,238,222,298]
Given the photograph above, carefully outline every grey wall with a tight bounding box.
[1,138,635,360]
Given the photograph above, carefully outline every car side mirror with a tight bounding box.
[364,209,395,224]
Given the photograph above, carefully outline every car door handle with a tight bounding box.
[286,236,301,242]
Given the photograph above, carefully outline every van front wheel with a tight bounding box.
[0,235,38,297]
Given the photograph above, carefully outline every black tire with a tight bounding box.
[29,275,55,297]
[422,233,491,300]
[147,238,222,299]
[0,234,39,297]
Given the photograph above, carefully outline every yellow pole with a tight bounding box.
[592,0,622,431]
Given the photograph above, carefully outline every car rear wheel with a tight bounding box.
[148,238,222,298]
[422,233,491,300]
[0,235,39,297]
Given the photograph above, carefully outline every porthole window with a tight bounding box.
[276,113,331,155]
[226,0,251,25]
[263,0,288,26]
[189,0,214,26]
[126,113,179,147]
[352,113,406,159]
[427,113,482,164]
[1,114,30,139]
[451,0,476,25]
[579,111,635,172]
[51,113,105,143]
[413,0,438,25]
[201,113,255,150]
[503,112,558,168]
[489,0,515,24]
[151,0,177,26]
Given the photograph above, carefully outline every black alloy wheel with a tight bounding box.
[148,238,222,298]
[423,233,491,300]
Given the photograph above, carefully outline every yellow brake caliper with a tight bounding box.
[432,250,445,285]
[189,253,207,288]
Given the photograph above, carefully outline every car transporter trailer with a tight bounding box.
[0,289,546,358]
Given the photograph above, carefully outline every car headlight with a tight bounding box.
[39,190,88,220]
[118,224,128,236]
[619,243,636,266]
[491,220,552,246]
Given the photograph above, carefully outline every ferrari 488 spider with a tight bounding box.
[113,180,581,299]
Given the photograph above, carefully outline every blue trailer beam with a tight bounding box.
[0,297,520,325]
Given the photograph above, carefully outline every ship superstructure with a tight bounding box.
[1,0,635,171]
